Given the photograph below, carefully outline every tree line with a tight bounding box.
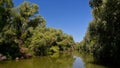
[0,0,75,60]
[76,0,120,65]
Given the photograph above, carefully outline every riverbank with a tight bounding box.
[0,53,7,61]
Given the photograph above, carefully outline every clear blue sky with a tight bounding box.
[13,0,92,42]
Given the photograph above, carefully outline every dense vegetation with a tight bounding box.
[77,0,120,65]
[0,0,75,60]
[1,0,120,66]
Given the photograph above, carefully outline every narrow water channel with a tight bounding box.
[0,52,107,68]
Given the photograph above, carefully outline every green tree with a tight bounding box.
[0,0,75,60]
[0,0,22,59]
[28,27,75,56]
[84,0,120,65]
[0,1,46,59]
[0,0,13,31]
[11,1,46,46]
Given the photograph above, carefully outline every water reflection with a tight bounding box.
[0,53,74,68]
[73,56,84,68]
[0,52,108,68]
[33,53,74,68]
[74,51,107,68]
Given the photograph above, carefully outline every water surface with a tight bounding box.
[0,52,107,68]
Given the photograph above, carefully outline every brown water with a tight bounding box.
[0,52,107,68]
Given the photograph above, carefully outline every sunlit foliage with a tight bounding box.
[0,1,75,60]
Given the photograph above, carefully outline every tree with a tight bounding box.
[0,1,46,59]
[0,0,75,60]
[0,0,13,31]
[28,27,75,56]
[84,0,120,65]
[0,0,22,59]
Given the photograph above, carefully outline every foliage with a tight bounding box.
[0,0,21,59]
[28,27,75,56]
[0,0,75,59]
[78,0,120,65]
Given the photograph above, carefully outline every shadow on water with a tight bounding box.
[74,51,108,68]
[75,51,120,68]
[0,51,117,68]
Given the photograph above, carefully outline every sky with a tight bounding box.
[13,0,92,42]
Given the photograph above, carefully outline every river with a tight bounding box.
[0,52,107,68]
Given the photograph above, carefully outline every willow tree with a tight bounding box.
[0,0,13,31]
[0,1,46,59]
[11,2,46,47]
[87,0,120,64]
[0,0,21,59]
[28,27,75,56]
[0,0,74,59]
